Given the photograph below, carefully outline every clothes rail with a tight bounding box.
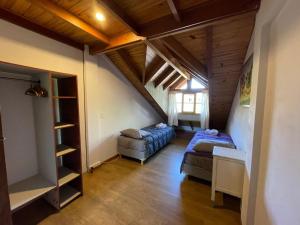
[0,76,40,83]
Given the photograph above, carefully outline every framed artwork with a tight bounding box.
[240,55,253,107]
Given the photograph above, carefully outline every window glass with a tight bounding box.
[176,93,182,113]
[183,94,194,112]
[195,93,203,114]
[191,78,205,89]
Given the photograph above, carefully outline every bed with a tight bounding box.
[180,130,235,181]
[118,126,175,164]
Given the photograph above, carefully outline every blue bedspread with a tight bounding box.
[142,126,175,158]
[180,130,235,172]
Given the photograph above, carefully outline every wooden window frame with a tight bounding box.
[179,93,198,115]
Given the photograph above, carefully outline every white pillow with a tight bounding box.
[139,130,151,137]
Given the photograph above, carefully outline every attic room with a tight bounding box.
[0,0,299,225]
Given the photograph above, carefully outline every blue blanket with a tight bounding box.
[180,130,235,172]
[142,126,175,158]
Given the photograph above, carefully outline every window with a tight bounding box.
[191,79,205,89]
[195,93,203,114]
[176,93,182,113]
[176,78,205,90]
[183,94,194,112]
[176,92,203,114]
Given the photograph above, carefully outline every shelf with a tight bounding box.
[58,167,80,187]
[52,96,77,99]
[54,122,75,130]
[59,185,81,208]
[8,175,56,211]
[56,144,77,157]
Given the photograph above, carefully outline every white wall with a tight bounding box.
[254,0,300,224]
[145,81,169,113]
[84,51,162,168]
[0,19,87,170]
[227,83,250,151]
[0,18,164,173]
[0,73,38,185]
[226,0,297,224]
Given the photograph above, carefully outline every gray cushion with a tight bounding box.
[193,139,235,153]
[120,129,151,139]
[121,129,142,139]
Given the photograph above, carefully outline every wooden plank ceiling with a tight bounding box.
[0,0,260,129]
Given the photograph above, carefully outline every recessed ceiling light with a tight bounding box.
[96,12,105,21]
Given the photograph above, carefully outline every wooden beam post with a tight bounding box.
[96,0,140,35]
[140,0,260,39]
[144,57,166,84]
[163,73,181,90]
[146,40,190,79]
[162,36,207,79]
[30,0,110,44]
[166,0,181,22]
[154,67,175,87]
[90,32,145,54]
[0,8,83,50]
[169,77,186,90]
[117,49,143,83]
[114,49,168,121]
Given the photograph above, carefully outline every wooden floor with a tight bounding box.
[13,139,241,225]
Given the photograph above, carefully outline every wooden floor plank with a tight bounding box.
[13,138,241,225]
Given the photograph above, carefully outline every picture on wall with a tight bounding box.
[240,55,253,107]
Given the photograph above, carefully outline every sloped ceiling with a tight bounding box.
[106,11,256,129]
[0,0,260,128]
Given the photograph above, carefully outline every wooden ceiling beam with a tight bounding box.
[162,36,207,79]
[170,77,186,90]
[90,32,145,54]
[141,0,260,39]
[163,73,181,90]
[154,66,175,87]
[30,0,110,44]
[114,49,168,121]
[146,40,190,79]
[96,0,140,35]
[166,0,181,22]
[117,48,143,82]
[0,8,83,50]
[144,57,166,84]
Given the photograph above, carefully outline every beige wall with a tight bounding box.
[0,73,38,185]
[254,0,300,224]
[145,81,169,113]
[0,19,87,170]
[0,19,162,173]
[84,49,162,169]
[227,0,298,224]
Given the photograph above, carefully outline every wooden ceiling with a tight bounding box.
[0,0,260,129]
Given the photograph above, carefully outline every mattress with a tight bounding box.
[118,126,175,161]
[180,130,235,181]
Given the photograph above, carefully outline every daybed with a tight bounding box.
[180,130,235,181]
[118,126,175,165]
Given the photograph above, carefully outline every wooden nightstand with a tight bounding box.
[211,146,245,206]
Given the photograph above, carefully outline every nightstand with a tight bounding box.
[211,146,245,206]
